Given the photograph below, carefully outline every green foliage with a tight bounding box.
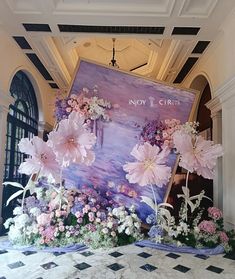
[117,232,136,246]
[176,233,196,248]
[65,213,77,226]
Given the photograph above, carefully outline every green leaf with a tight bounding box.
[6,189,24,206]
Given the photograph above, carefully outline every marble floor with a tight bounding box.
[0,239,235,279]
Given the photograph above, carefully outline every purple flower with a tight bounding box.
[146,214,157,225]
[148,225,163,238]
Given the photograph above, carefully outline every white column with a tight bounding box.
[0,90,14,226]
[215,76,235,230]
[206,97,222,209]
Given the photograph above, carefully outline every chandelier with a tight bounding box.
[109,38,119,68]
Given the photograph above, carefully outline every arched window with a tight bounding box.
[3,71,38,220]
[4,71,38,184]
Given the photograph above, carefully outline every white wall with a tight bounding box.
[183,9,235,229]
[0,30,56,222]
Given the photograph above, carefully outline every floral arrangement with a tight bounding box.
[139,118,181,149]
[54,86,111,122]
[3,110,142,249]
[4,182,142,249]
[124,121,235,254]
[148,202,235,253]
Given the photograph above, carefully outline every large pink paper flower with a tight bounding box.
[173,130,223,179]
[18,136,60,180]
[123,142,171,187]
[48,111,96,166]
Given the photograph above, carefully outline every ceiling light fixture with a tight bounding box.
[109,38,119,68]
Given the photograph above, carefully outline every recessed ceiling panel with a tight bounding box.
[6,0,41,14]
[58,25,165,34]
[53,0,175,16]
[179,0,218,18]
[13,36,32,49]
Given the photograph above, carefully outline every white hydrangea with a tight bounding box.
[29,207,41,217]
[8,225,23,243]
[4,218,14,229]
[13,207,23,216]
[14,214,30,228]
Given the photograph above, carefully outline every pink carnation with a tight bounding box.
[208,207,223,220]
[198,220,216,234]
[219,231,229,243]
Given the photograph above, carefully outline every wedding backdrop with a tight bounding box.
[63,59,198,222]
[2,59,233,254]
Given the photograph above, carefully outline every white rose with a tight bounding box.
[134,222,140,229]
[125,227,131,235]
[118,225,125,233]
[111,231,116,237]
[125,216,133,227]
[102,228,109,234]
[107,222,113,229]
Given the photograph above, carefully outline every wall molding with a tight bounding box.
[0,89,14,109]
[205,96,221,117]
[215,75,235,104]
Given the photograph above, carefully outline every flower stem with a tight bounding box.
[59,167,63,210]
[185,170,190,222]
[150,184,157,213]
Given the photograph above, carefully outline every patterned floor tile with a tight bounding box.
[165,252,181,259]
[53,252,66,257]
[140,264,157,272]
[173,264,191,273]
[22,251,37,256]
[80,251,94,257]
[41,262,58,270]
[109,251,123,258]
[74,262,91,271]
[206,265,224,274]
[7,261,25,269]
[137,252,152,258]
[194,254,209,260]
[107,263,124,271]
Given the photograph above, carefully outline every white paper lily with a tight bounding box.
[3,178,35,208]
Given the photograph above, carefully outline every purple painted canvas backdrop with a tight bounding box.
[63,60,197,222]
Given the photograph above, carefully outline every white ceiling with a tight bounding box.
[0,0,235,90]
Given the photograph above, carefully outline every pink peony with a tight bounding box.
[208,207,223,220]
[219,231,229,243]
[18,136,60,180]
[37,213,51,226]
[172,130,223,179]
[198,220,216,234]
[123,142,171,187]
[48,111,96,167]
